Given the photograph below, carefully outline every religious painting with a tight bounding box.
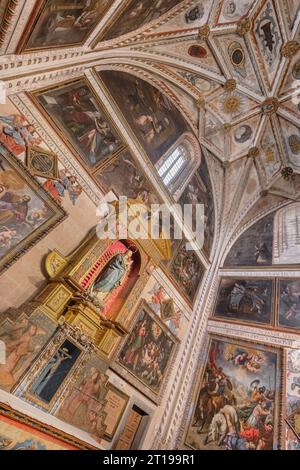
[103,383,129,441]
[28,339,82,407]
[98,70,188,165]
[217,0,256,25]
[179,157,215,256]
[0,403,95,450]
[278,280,300,330]
[118,303,177,397]
[213,278,273,326]
[42,167,83,206]
[168,241,204,303]
[285,349,300,448]
[34,79,123,170]
[0,312,56,392]
[186,337,281,450]
[101,0,183,42]
[18,0,111,51]
[0,144,66,273]
[96,150,160,206]
[224,213,274,267]
[57,356,108,441]
[143,277,183,337]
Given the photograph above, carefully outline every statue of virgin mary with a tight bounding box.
[90,250,133,304]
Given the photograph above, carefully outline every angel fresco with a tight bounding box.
[186,339,279,451]
[0,317,47,391]
[36,81,121,169]
[21,0,111,50]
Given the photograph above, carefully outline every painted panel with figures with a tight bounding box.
[186,337,281,450]
[98,70,188,165]
[19,0,111,51]
[34,79,123,171]
[213,278,273,326]
[0,144,66,273]
[118,304,177,396]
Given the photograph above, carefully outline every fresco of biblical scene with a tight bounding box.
[179,157,215,256]
[224,213,274,267]
[102,0,183,41]
[98,71,188,165]
[96,151,160,206]
[19,0,111,51]
[0,313,55,392]
[169,242,204,303]
[0,144,66,273]
[285,349,300,447]
[0,413,80,450]
[186,338,280,450]
[29,339,81,406]
[213,278,273,326]
[57,356,108,441]
[119,306,176,393]
[35,80,122,170]
[278,280,300,330]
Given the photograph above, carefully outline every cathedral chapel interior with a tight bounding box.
[0,0,300,453]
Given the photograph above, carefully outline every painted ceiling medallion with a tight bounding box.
[222,94,243,114]
[281,41,300,59]
[224,79,237,92]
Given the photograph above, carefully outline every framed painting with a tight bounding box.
[0,143,66,274]
[277,279,300,331]
[113,301,178,403]
[32,78,125,173]
[103,383,129,441]
[0,402,97,450]
[57,355,109,440]
[185,336,282,450]
[99,0,183,42]
[18,0,111,52]
[212,278,274,326]
[25,338,82,411]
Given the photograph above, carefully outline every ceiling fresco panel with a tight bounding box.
[18,0,111,51]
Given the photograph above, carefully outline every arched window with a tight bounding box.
[155,132,201,198]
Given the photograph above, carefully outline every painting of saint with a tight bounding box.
[224,213,274,267]
[213,278,273,325]
[35,80,122,169]
[57,358,108,440]
[102,0,183,41]
[30,340,81,405]
[278,280,300,330]
[169,242,204,303]
[179,157,215,256]
[0,145,66,273]
[119,307,176,393]
[0,315,51,392]
[186,338,280,450]
[96,151,160,206]
[98,71,188,165]
[19,0,111,51]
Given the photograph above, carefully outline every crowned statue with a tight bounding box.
[90,250,134,306]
